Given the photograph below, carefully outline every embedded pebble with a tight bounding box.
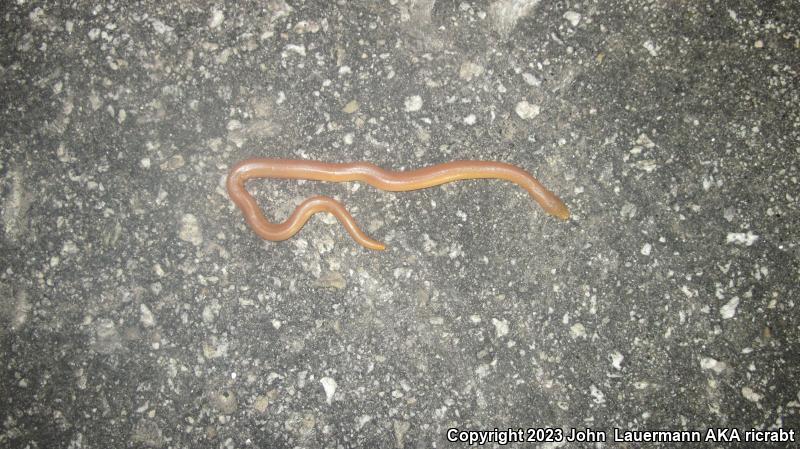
[226,119,242,131]
[700,357,727,374]
[515,101,540,119]
[620,203,637,219]
[160,154,185,171]
[394,420,411,448]
[293,20,321,34]
[209,10,224,28]
[140,304,155,327]
[720,297,740,319]
[590,385,606,404]
[459,61,484,81]
[489,0,540,37]
[2,287,31,333]
[492,318,509,338]
[342,100,359,113]
[202,337,229,359]
[253,395,270,413]
[742,387,762,402]
[284,44,306,56]
[404,95,423,112]
[313,271,346,290]
[643,40,660,56]
[131,420,165,447]
[726,232,758,246]
[2,168,27,242]
[209,390,238,415]
[610,351,624,370]
[179,214,203,246]
[563,11,581,26]
[320,377,337,405]
[570,323,587,339]
[522,72,541,86]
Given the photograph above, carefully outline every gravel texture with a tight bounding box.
[1,1,798,448]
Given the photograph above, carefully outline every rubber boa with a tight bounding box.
[226,159,569,250]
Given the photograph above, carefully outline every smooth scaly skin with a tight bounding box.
[226,159,570,250]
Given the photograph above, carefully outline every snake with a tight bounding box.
[226,159,569,250]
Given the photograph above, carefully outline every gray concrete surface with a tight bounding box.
[1,1,798,448]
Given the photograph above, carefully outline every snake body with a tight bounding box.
[226,159,569,250]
